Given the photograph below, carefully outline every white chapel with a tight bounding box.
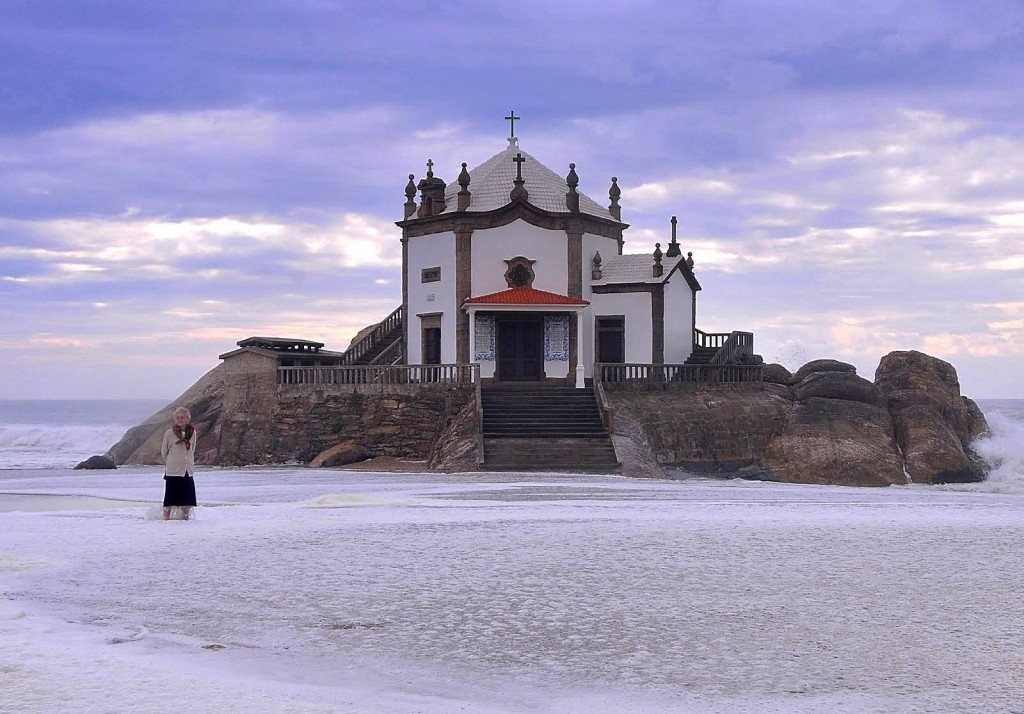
[398,130,702,387]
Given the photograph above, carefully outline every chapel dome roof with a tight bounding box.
[439,137,617,221]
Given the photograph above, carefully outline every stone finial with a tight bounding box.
[457,162,471,212]
[608,177,621,220]
[566,162,580,213]
[653,242,663,278]
[404,173,417,218]
[592,251,603,281]
[417,160,447,218]
[666,215,681,258]
[686,251,695,269]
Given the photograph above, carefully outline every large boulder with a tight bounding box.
[762,363,793,386]
[310,441,372,468]
[762,398,905,487]
[790,359,857,384]
[792,371,882,406]
[874,351,988,483]
[74,455,117,470]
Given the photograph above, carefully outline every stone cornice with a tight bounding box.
[397,199,628,240]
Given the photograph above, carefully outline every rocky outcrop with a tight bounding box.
[107,366,476,468]
[761,398,904,486]
[428,397,480,472]
[106,364,225,466]
[875,351,988,483]
[616,351,988,487]
[107,348,990,486]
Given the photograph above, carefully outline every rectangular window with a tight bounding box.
[421,267,441,283]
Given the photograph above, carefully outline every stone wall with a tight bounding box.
[260,387,475,465]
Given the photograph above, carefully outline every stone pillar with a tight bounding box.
[566,219,583,384]
[455,226,473,364]
[652,285,665,365]
[575,312,586,388]
[401,235,409,363]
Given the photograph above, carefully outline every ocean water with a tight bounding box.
[0,399,168,469]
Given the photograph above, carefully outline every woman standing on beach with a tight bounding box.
[161,407,197,520]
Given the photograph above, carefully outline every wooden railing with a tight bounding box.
[278,363,477,386]
[596,362,763,387]
[340,305,403,366]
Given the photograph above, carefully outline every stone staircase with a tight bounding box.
[481,387,619,473]
[684,345,718,365]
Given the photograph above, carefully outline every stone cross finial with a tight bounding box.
[505,109,520,138]
[425,158,434,179]
[666,215,681,258]
[513,153,526,184]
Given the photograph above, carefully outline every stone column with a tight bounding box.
[566,219,583,384]
[455,226,473,364]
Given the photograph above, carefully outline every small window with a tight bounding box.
[421,267,441,283]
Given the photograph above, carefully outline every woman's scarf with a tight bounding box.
[173,424,195,451]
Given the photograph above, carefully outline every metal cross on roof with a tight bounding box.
[504,109,520,138]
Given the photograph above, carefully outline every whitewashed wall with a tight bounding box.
[471,221,568,295]
[406,232,457,364]
[663,273,694,363]
[589,292,653,363]
[580,233,622,375]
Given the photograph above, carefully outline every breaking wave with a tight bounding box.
[970,408,1024,495]
[0,424,130,469]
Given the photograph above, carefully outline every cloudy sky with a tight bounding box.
[2,0,1023,399]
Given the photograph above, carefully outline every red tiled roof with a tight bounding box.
[463,286,590,306]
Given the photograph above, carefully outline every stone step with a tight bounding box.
[483,437,619,472]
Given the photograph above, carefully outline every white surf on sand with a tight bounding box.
[2,464,1023,714]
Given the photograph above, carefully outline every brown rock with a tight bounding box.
[790,359,857,384]
[874,350,988,483]
[310,441,372,468]
[792,371,882,406]
[762,363,793,385]
[74,455,117,470]
[896,404,982,484]
[762,398,905,487]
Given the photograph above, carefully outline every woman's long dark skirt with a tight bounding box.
[163,474,197,507]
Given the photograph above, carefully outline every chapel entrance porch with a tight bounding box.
[496,315,543,381]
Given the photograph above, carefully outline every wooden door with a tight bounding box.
[497,320,542,380]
